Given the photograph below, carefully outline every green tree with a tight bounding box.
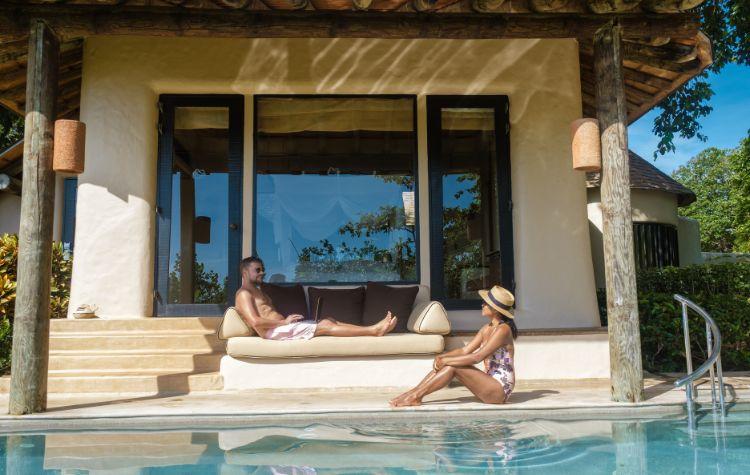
[0,106,23,151]
[168,253,227,304]
[673,132,750,252]
[653,1,750,157]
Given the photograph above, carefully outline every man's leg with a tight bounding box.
[314,314,396,337]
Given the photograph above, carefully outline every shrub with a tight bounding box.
[0,234,72,373]
[598,262,750,373]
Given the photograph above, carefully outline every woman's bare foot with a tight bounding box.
[391,393,422,407]
[389,390,413,406]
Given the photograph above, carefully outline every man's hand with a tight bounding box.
[284,314,304,325]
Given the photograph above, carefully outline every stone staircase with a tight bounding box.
[0,317,225,395]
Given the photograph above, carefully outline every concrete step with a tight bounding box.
[50,317,221,333]
[0,371,223,394]
[48,352,223,372]
[49,333,225,352]
[43,432,206,471]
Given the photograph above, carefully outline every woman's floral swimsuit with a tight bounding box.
[486,345,515,402]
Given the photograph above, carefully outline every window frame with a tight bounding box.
[251,94,421,286]
[61,177,77,251]
[426,95,514,310]
[154,94,244,317]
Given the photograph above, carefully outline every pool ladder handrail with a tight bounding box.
[673,294,726,415]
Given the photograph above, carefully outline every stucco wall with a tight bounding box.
[587,188,680,288]
[0,175,66,241]
[72,36,599,329]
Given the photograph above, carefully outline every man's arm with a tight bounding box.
[235,291,291,334]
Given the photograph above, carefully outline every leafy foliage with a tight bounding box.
[672,132,750,252]
[167,253,228,304]
[652,1,750,157]
[0,106,23,152]
[598,262,750,372]
[0,234,73,373]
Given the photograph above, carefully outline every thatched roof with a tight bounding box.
[586,150,696,206]
[0,0,712,180]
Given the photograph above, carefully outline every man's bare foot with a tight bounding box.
[392,393,422,407]
[373,312,397,336]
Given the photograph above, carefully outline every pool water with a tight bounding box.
[1,409,749,474]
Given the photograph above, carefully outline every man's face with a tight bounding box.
[245,262,265,285]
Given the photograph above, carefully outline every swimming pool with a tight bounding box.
[1,409,748,473]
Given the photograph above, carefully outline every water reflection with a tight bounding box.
[2,411,749,474]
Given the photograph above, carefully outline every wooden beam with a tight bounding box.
[8,19,59,416]
[0,6,701,41]
[594,22,643,403]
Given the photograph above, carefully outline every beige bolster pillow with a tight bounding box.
[217,307,256,340]
[407,301,450,335]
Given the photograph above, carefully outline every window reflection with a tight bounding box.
[255,97,417,283]
[440,108,502,300]
[168,107,230,304]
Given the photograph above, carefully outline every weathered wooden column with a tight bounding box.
[8,19,59,415]
[594,22,644,402]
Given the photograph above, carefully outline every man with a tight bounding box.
[235,256,398,341]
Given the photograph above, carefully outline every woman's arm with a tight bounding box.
[439,325,510,368]
[433,327,487,369]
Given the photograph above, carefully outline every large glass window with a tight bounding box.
[428,97,513,308]
[254,96,418,283]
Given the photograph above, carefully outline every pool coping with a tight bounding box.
[2,397,747,433]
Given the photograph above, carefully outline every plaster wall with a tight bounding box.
[0,174,66,241]
[72,36,599,329]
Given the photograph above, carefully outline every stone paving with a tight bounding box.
[1,373,747,430]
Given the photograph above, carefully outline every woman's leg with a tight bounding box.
[452,367,507,404]
[391,366,457,407]
[390,369,440,405]
[314,314,397,337]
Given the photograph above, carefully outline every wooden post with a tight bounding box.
[8,19,59,415]
[594,22,644,402]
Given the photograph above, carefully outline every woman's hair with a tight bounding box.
[501,315,518,340]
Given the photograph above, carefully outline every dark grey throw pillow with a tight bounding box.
[261,283,309,319]
[307,287,365,325]
[362,283,419,333]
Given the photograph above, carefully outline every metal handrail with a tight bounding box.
[673,294,726,417]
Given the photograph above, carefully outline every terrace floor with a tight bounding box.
[1,373,748,431]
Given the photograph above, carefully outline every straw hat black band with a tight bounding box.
[486,291,512,311]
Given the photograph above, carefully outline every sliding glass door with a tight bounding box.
[155,95,243,316]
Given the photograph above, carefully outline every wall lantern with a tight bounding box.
[53,119,86,174]
[570,118,601,172]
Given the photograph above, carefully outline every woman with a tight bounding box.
[390,285,517,407]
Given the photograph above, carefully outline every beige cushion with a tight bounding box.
[226,333,444,358]
[407,300,450,335]
[217,307,255,340]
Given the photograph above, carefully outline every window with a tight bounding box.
[633,222,679,270]
[427,96,513,308]
[155,95,243,316]
[254,96,418,284]
[61,177,77,251]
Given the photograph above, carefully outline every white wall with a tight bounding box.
[71,36,600,329]
[0,174,67,241]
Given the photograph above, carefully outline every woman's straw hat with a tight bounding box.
[478,286,515,319]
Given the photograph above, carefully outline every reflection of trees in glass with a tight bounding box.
[443,173,483,299]
[295,175,417,282]
[168,253,227,304]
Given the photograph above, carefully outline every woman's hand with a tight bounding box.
[433,356,445,371]
[284,314,304,325]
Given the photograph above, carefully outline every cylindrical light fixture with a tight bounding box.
[570,118,601,172]
[53,119,86,174]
